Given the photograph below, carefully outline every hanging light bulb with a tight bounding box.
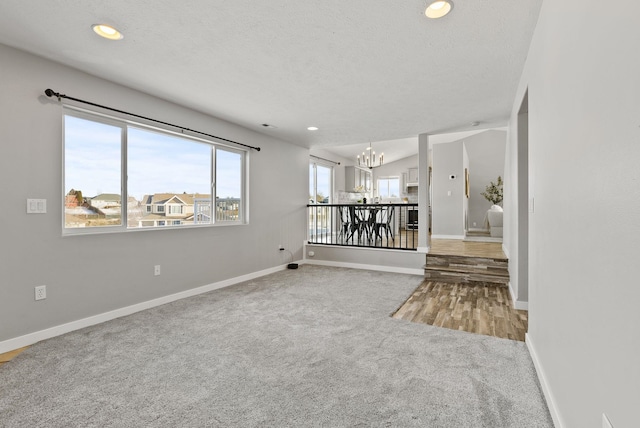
[356,143,384,169]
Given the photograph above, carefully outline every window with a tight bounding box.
[64,115,123,229]
[216,149,243,221]
[169,205,183,214]
[63,109,246,233]
[309,161,333,204]
[377,177,400,199]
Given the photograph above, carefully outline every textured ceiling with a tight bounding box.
[322,128,507,165]
[0,1,541,149]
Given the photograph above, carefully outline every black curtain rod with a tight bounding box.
[310,154,340,165]
[44,89,261,152]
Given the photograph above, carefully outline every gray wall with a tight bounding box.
[0,44,308,343]
[304,245,425,273]
[503,1,640,427]
[463,130,506,229]
[431,141,464,237]
[462,144,469,231]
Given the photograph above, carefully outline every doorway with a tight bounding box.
[516,90,530,305]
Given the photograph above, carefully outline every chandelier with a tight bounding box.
[357,143,384,169]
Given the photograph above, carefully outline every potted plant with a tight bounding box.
[481,176,503,209]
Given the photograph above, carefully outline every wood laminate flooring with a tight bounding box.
[0,346,28,367]
[393,281,528,342]
[430,238,506,259]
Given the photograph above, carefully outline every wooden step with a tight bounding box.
[423,264,508,277]
[424,253,509,285]
[423,268,510,285]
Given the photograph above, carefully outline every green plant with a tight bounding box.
[481,176,503,205]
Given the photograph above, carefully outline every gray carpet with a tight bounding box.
[0,265,553,427]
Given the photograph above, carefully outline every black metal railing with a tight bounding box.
[307,203,418,250]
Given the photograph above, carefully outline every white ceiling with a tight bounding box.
[318,128,508,165]
[0,1,541,149]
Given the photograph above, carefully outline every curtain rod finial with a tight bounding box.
[44,88,61,101]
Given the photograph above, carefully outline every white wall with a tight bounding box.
[309,147,352,196]
[431,141,464,237]
[463,130,507,229]
[504,2,640,427]
[372,154,418,199]
[0,44,308,344]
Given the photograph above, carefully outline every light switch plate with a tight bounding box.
[27,199,47,214]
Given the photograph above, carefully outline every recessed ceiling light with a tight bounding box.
[425,1,453,19]
[92,24,124,40]
[307,126,319,131]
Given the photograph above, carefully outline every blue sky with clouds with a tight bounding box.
[65,115,242,201]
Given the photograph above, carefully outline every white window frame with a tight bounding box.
[215,146,246,223]
[377,176,400,199]
[62,106,248,235]
[309,159,334,204]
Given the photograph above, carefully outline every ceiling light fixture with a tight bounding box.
[307,126,319,131]
[92,24,124,40]
[425,1,453,19]
[357,143,384,169]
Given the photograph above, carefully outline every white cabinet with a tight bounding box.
[345,166,372,192]
[407,168,419,184]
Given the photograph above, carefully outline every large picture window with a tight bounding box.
[63,109,246,233]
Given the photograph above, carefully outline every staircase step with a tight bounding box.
[427,255,506,269]
[423,268,510,285]
[424,265,509,277]
[424,253,509,286]
[427,253,507,265]
[465,230,490,237]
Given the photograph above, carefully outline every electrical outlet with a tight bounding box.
[154,265,161,276]
[35,285,46,301]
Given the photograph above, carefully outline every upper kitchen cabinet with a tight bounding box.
[407,168,419,185]
[345,166,372,192]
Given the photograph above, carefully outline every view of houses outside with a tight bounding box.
[64,114,243,229]
[64,191,239,228]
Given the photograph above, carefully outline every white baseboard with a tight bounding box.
[304,259,424,276]
[513,300,528,311]
[526,333,565,428]
[0,263,295,355]
[468,227,490,232]
[502,243,510,259]
[431,234,465,240]
[508,282,529,310]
